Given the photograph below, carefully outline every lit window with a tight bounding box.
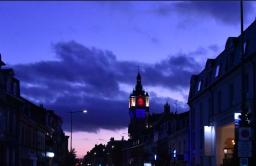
[232,139,235,145]
[173,149,176,158]
[215,65,220,77]
[204,126,215,155]
[154,154,157,160]
[197,81,201,91]
[145,97,149,107]
[130,96,135,107]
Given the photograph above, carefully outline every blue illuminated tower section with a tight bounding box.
[128,72,149,140]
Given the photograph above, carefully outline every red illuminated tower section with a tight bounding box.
[128,72,149,140]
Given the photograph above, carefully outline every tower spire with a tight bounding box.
[135,71,142,92]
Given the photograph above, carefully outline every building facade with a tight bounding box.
[0,55,69,166]
[152,103,189,166]
[188,20,256,166]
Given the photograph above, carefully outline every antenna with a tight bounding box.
[240,0,244,36]
[175,100,178,113]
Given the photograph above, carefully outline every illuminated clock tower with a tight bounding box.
[128,72,149,140]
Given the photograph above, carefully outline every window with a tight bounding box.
[230,53,235,66]
[130,96,135,107]
[6,78,12,94]
[243,41,247,54]
[192,131,195,150]
[183,140,186,151]
[145,96,149,107]
[244,73,249,94]
[208,97,213,117]
[217,91,222,112]
[200,127,204,149]
[215,65,220,77]
[191,109,195,130]
[228,84,234,106]
[0,111,6,134]
[199,103,203,125]
[13,82,19,96]
[197,81,202,91]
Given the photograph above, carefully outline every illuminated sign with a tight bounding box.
[204,126,215,156]
[234,113,241,125]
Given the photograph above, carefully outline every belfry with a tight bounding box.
[128,72,149,140]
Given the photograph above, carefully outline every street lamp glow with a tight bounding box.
[224,148,227,154]
[46,152,55,158]
[70,109,88,151]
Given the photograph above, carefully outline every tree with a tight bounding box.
[65,148,77,166]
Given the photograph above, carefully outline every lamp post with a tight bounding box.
[69,109,88,151]
[224,148,227,159]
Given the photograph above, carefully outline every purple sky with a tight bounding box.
[1,2,256,157]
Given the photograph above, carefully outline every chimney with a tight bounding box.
[164,102,170,114]
[0,53,6,68]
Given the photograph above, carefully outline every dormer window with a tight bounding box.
[243,41,247,54]
[215,65,220,77]
[197,81,202,91]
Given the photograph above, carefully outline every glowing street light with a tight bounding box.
[69,109,88,151]
[46,152,55,158]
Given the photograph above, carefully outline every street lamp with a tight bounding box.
[69,109,88,151]
[46,152,55,166]
[224,148,228,159]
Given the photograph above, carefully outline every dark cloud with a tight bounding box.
[154,1,254,25]
[13,41,200,132]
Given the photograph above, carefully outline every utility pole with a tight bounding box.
[70,112,73,151]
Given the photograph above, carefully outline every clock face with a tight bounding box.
[137,97,145,107]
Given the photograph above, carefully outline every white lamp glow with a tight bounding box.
[46,152,55,158]
[144,163,152,166]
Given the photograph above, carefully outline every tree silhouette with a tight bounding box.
[65,148,77,166]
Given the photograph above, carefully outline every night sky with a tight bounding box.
[1,1,256,157]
